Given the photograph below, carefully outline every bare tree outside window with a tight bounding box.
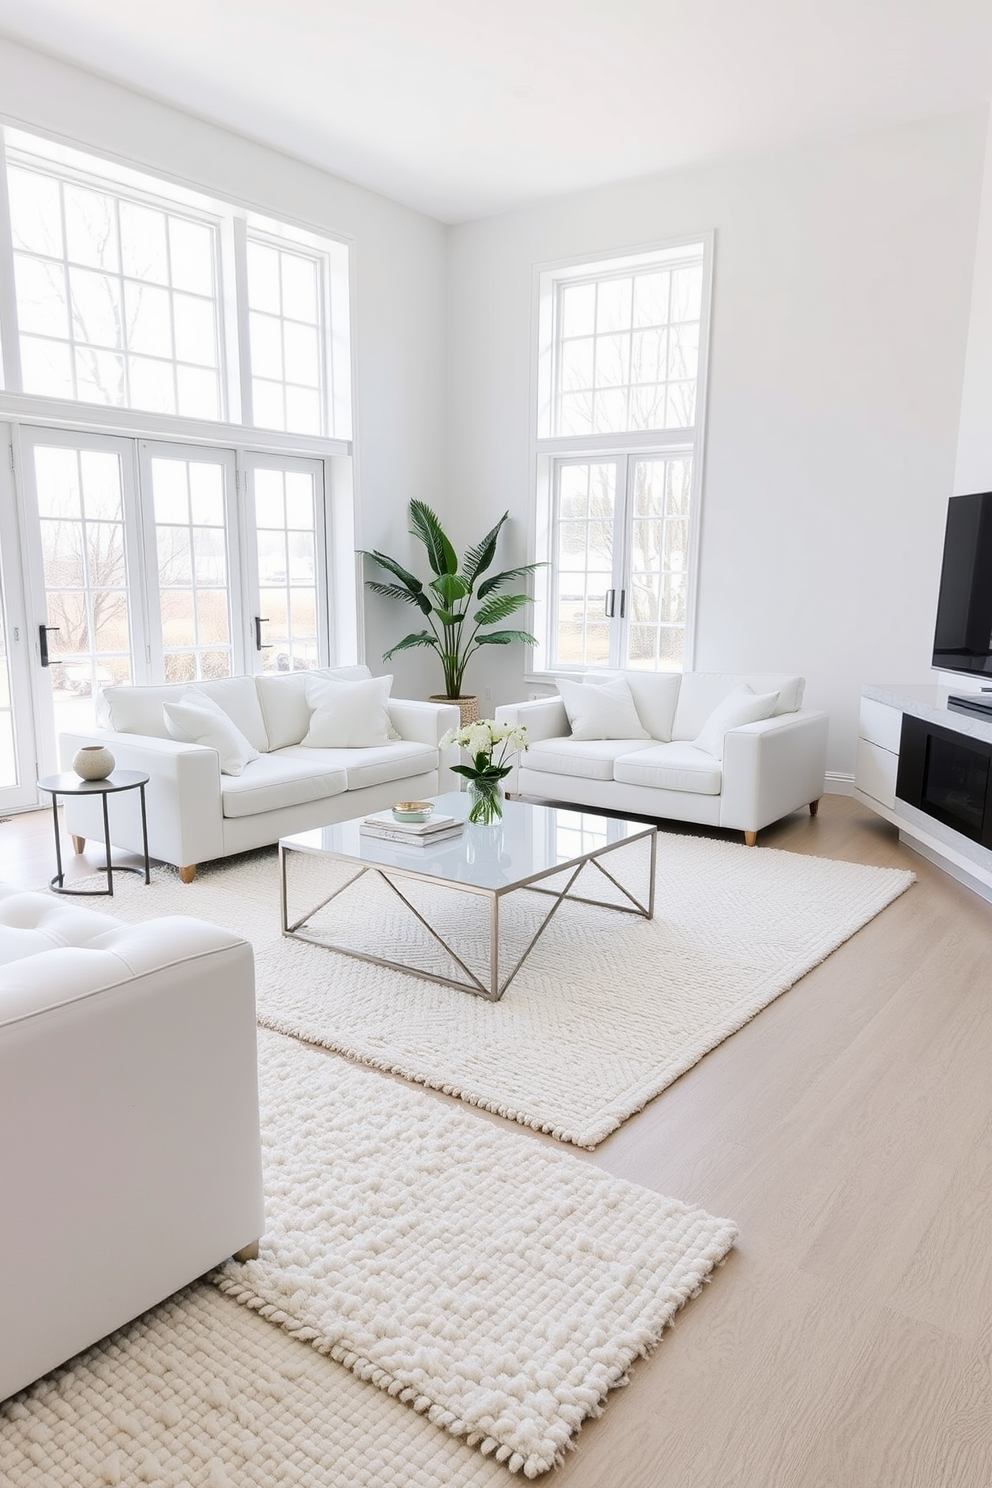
[9,164,222,419]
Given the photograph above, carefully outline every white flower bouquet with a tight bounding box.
[439,718,529,823]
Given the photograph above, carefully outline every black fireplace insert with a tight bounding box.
[896,713,992,848]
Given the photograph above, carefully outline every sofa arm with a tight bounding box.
[719,709,829,833]
[387,699,462,791]
[0,917,262,1402]
[494,697,569,741]
[58,729,225,870]
[387,698,461,746]
[494,697,570,792]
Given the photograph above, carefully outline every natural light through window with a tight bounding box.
[554,260,703,437]
[536,237,711,675]
[247,237,325,436]
[9,164,223,418]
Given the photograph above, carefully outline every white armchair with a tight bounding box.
[0,885,263,1401]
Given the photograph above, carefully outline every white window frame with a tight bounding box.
[137,439,245,683]
[242,449,330,674]
[532,233,713,678]
[0,126,353,445]
[5,148,229,422]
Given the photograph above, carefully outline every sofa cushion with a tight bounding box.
[672,673,805,740]
[164,693,261,776]
[693,685,780,761]
[556,676,650,741]
[613,742,723,795]
[187,677,270,752]
[622,672,681,742]
[256,665,372,751]
[276,741,438,791]
[99,684,185,740]
[301,674,394,748]
[219,754,349,819]
[98,675,270,751]
[525,737,657,782]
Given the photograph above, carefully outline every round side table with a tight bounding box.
[37,770,151,897]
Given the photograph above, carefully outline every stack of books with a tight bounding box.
[359,811,463,846]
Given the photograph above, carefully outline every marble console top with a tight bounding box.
[863,682,992,746]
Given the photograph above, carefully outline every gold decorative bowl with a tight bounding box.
[392,801,435,823]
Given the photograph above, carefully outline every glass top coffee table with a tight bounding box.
[279,792,657,1001]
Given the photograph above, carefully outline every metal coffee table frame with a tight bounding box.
[279,805,657,1001]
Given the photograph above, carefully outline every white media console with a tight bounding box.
[855,683,992,902]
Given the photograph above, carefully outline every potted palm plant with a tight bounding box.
[359,502,543,723]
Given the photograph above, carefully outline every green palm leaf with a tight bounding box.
[366,581,433,615]
[462,512,508,582]
[473,593,529,626]
[410,501,457,576]
[359,548,425,592]
[476,563,545,600]
[382,631,439,660]
[474,629,539,647]
[430,572,471,606]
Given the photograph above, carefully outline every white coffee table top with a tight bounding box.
[280,791,654,895]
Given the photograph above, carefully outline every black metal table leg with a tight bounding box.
[50,792,64,890]
[138,782,150,884]
[101,790,113,895]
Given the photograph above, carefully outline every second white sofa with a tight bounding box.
[496,670,829,844]
[59,666,459,881]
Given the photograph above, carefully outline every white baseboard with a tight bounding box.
[824,771,855,796]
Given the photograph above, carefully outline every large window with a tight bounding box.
[0,129,351,440]
[536,238,711,674]
[0,128,356,791]
[9,162,223,417]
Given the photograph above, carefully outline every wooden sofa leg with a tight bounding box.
[71,835,86,854]
[744,830,757,847]
[178,865,197,884]
[233,1240,259,1263]
[809,799,820,817]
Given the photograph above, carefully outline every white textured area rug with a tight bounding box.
[212,1030,737,1478]
[0,1032,735,1483]
[78,835,914,1148]
[0,1282,511,1488]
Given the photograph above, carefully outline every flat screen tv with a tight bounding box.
[932,491,992,678]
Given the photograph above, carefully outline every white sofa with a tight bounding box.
[495,671,829,844]
[0,884,263,1402]
[59,666,459,881]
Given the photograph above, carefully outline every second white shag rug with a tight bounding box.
[213,1030,738,1478]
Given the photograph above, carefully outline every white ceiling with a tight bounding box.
[0,0,990,223]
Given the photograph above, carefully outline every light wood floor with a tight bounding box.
[2,796,990,1487]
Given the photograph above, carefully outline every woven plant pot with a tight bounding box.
[429,695,479,727]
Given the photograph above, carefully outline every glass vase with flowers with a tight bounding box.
[440,719,529,824]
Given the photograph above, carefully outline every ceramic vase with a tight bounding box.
[72,744,115,781]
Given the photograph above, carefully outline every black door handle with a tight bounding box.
[619,589,626,619]
[38,624,59,667]
[254,616,272,651]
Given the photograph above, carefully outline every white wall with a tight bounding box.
[0,37,448,696]
[955,109,992,492]
[446,111,988,778]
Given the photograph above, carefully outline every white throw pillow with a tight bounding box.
[301,673,395,748]
[556,676,651,741]
[163,693,261,776]
[693,685,780,761]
